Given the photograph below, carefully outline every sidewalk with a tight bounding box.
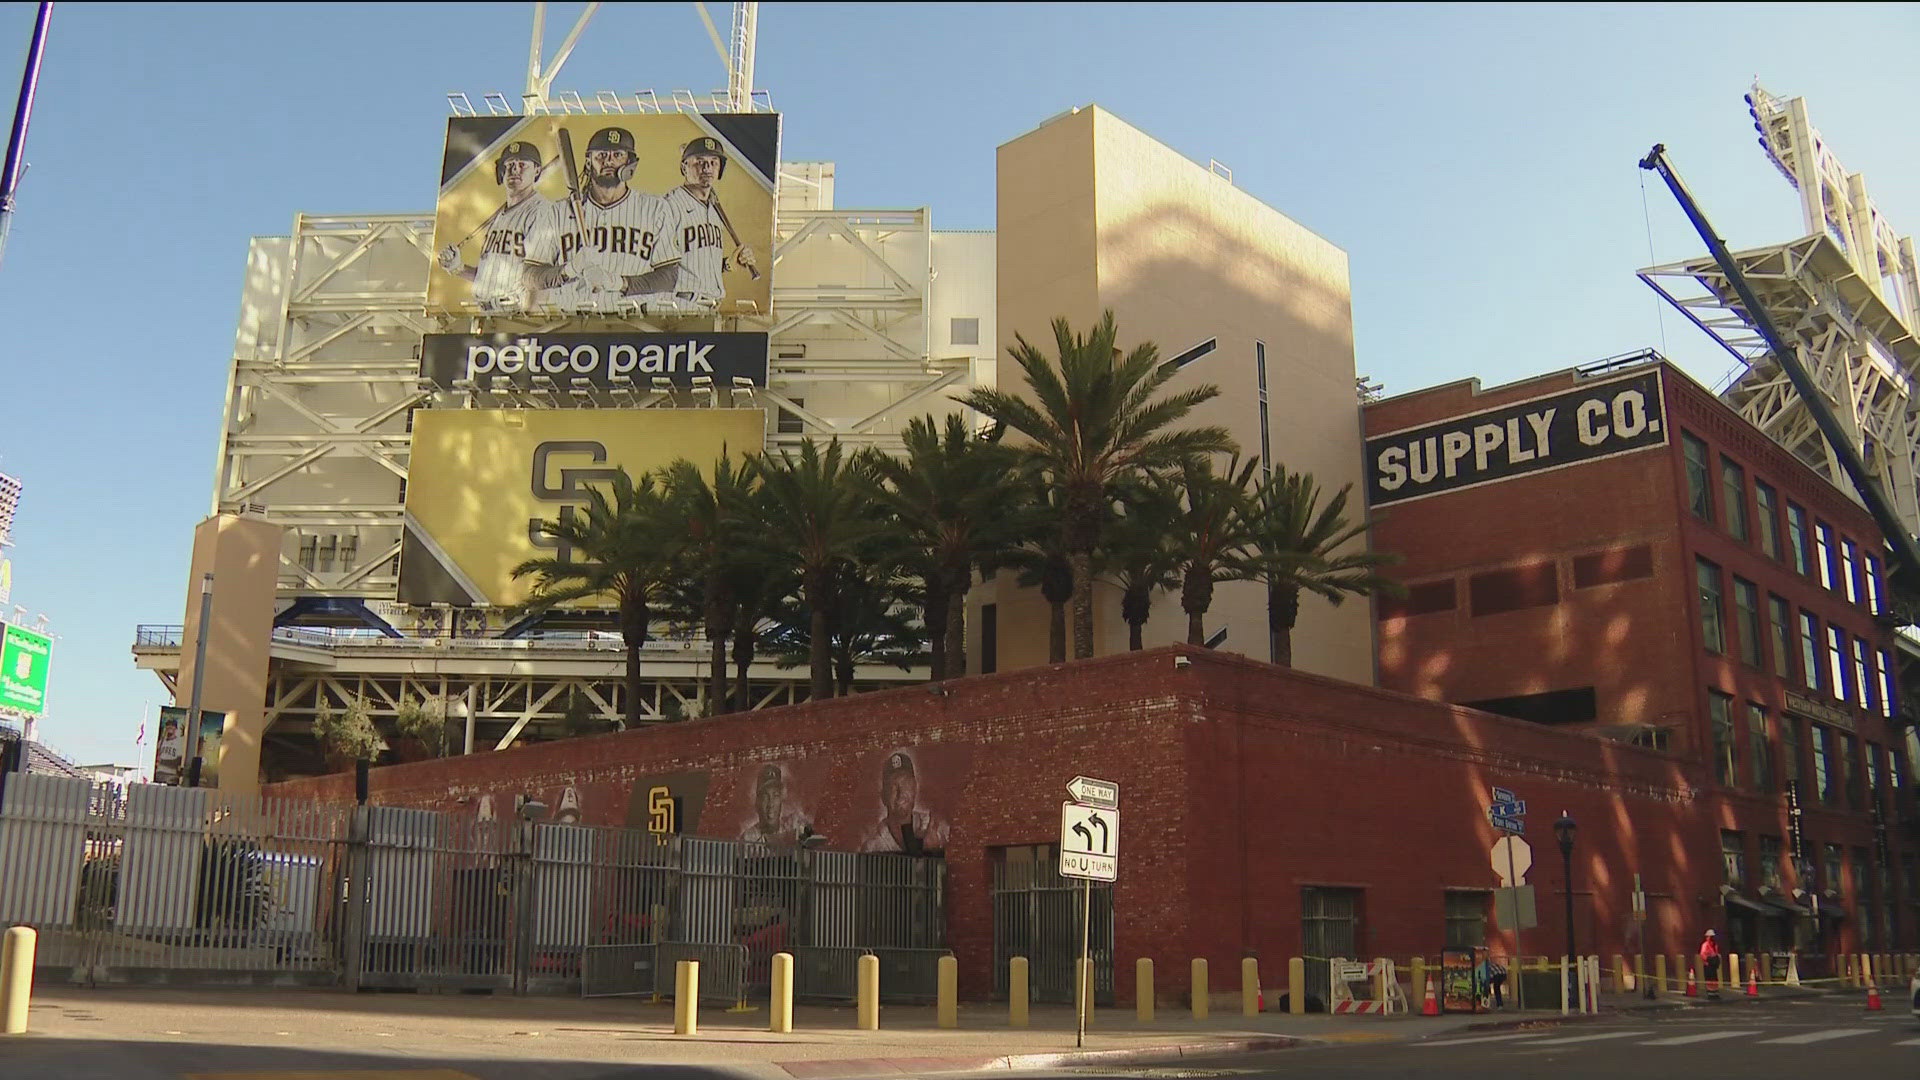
[1,985,1794,1079]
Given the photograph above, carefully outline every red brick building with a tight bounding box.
[1365,355,1917,963]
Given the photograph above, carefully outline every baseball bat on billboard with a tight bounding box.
[429,113,778,317]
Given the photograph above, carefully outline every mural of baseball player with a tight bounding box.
[437,140,556,311]
[643,136,759,311]
[738,763,809,847]
[545,126,677,309]
[860,749,951,854]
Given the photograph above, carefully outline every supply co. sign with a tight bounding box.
[1366,369,1666,507]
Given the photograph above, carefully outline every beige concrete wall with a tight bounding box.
[176,514,282,791]
[979,106,1374,685]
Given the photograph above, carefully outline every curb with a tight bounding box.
[777,1037,1303,1077]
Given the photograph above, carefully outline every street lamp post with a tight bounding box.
[1553,812,1577,999]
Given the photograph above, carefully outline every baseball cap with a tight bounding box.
[757,763,783,792]
[882,751,915,780]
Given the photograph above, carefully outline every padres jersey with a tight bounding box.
[556,189,675,285]
[662,186,730,303]
[471,194,555,309]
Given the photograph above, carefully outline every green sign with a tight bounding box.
[0,622,52,718]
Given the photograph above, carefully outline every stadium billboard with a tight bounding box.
[428,113,778,317]
[397,408,766,608]
[0,621,50,719]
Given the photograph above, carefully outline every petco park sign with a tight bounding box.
[1365,369,1667,507]
[421,332,768,391]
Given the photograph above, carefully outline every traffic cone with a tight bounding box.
[1746,966,1759,999]
[1685,967,1698,998]
[1866,984,1883,1012]
[1420,975,1440,1016]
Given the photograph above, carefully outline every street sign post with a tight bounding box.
[1487,787,1528,1009]
[1058,776,1118,1050]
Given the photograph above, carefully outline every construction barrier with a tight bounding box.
[1329,957,1407,1015]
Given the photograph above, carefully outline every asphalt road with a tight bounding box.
[1090,996,1920,1080]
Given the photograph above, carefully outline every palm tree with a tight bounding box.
[957,311,1234,659]
[659,451,761,712]
[869,413,1019,681]
[752,438,885,699]
[1169,455,1263,646]
[513,470,679,727]
[1102,473,1187,650]
[1245,465,1404,667]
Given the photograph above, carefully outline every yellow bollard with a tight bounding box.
[857,953,880,1030]
[937,955,958,1029]
[1613,954,1627,993]
[1076,958,1093,1030]
[1,927,37,1036]
[770,952,794,1034]
[1241,957,1260,1017]
[674,959,699,1035]
[1652,953,1666,998]
[1191,958,1209,1020]
[1010,956,1030,1029]
[1409,956,1426,1007]
[1135,958,1153,1023]
[1287,957,1305,1015]
[1630,954,1643,992]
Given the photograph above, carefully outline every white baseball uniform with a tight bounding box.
[471,193,556,310]
[661,185,730,305]
[551,188,675,307]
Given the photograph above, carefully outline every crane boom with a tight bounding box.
[1640,142,1920,612]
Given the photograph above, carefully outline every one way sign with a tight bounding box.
[1059,802,1119,881]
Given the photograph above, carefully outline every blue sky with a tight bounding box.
[2,2,1917,768]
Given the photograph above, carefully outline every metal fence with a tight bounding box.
[0,774,945,1002]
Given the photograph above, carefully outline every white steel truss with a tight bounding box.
[1639,85,1920,539]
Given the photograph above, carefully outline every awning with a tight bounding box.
[1758,898,1811,917]
[1722,893,1771,914]
[1814,904,1848,921]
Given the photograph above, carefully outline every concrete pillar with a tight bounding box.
[1241,957,1260,1016]
[857,954,880,1030]
[1010,957,1030,1028]
[937,955,958,1028]
[1652,953,1667,997]
[1191,958,1208,1020]
[1612,954,1627,993]
[674,960,699,1035]
[769,952,793,1033]
[1,927,36,1036]
[1631,953,1644,992]
[1134,958,1152,1023]
[1409,956,1426,1006]
[1288,957,1305,1015]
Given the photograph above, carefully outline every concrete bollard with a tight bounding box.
[1,927,36,1036]
[1241,957,1260,1017]
[770,952,794,1034]
[1613,954,1627,993]
[937,955,958,1029]
[1630,953,1643,993]
[1076,958,1093,1030]
[1652,953,1667,997]
[857,953,880,1030]
[1861,954,1874,989]
[1010,956,1030,1028]
[1409,956,1426,1008]
[1191,958,1209,1020]
[1288,957,1305,1015]
[1135,958,1153,1023]
[674,960,699,1035]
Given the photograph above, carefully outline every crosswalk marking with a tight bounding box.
[1896,1037,1920,1046]
[1756,1028,1877,1045]
[1522,1031,1654,1046]
[1423,1033,1556,1048]
[1636,1030,1762,1046]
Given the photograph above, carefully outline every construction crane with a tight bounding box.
[1639,89,1920,622]
[523,2,759,112]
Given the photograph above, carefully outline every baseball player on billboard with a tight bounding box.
[662,137,759,308]
[437,140,557,311]
[539,126,677,310]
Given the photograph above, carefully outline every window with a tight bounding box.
[1864,554,1883,614]
[1629,727,1672,751]
[1840,539,1860,603]
[1754,481,1781,559]
[1851,849,1871,946]
[1780,716,1803,792]
[1710,692,1738,787]
[948,317,980,346]
[1768,596,1796,684]
[1721,830,1746,886]
[1813,725,1833,805]
[1823,843,1843,893]
[1255,342,1271,472]
[1721,459,1749,540]
[776,397,806,435]
[1880,649,1897,719]
[1854,639,1876,712]
[1733,578,1762,667]
[1799,612,1823,691]
[1470,563,1559,616]
[1759,836,1784,893]
[1443,890,1489,949]
[1748,703,1774,793]
[1889,739,1904,802]
[1161,337,1218,372]
[1682,432,1713,521]
[1697,560,1725,654]
[1840,732,1860,809]
[1571,545,1654,587]
[1814,522,1836,589]
[1866,741,1881,804]
[1786,502,1812,576]
[1826,625,1849,703]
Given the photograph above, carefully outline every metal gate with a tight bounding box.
[990,843,1113,1005]
[1301,886,1362,1007]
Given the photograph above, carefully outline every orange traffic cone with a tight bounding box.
[1746,966,1759,999]
[1684,967,1698,998]
[1422,975,1440,1016]
[1866,984,1883,1012]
